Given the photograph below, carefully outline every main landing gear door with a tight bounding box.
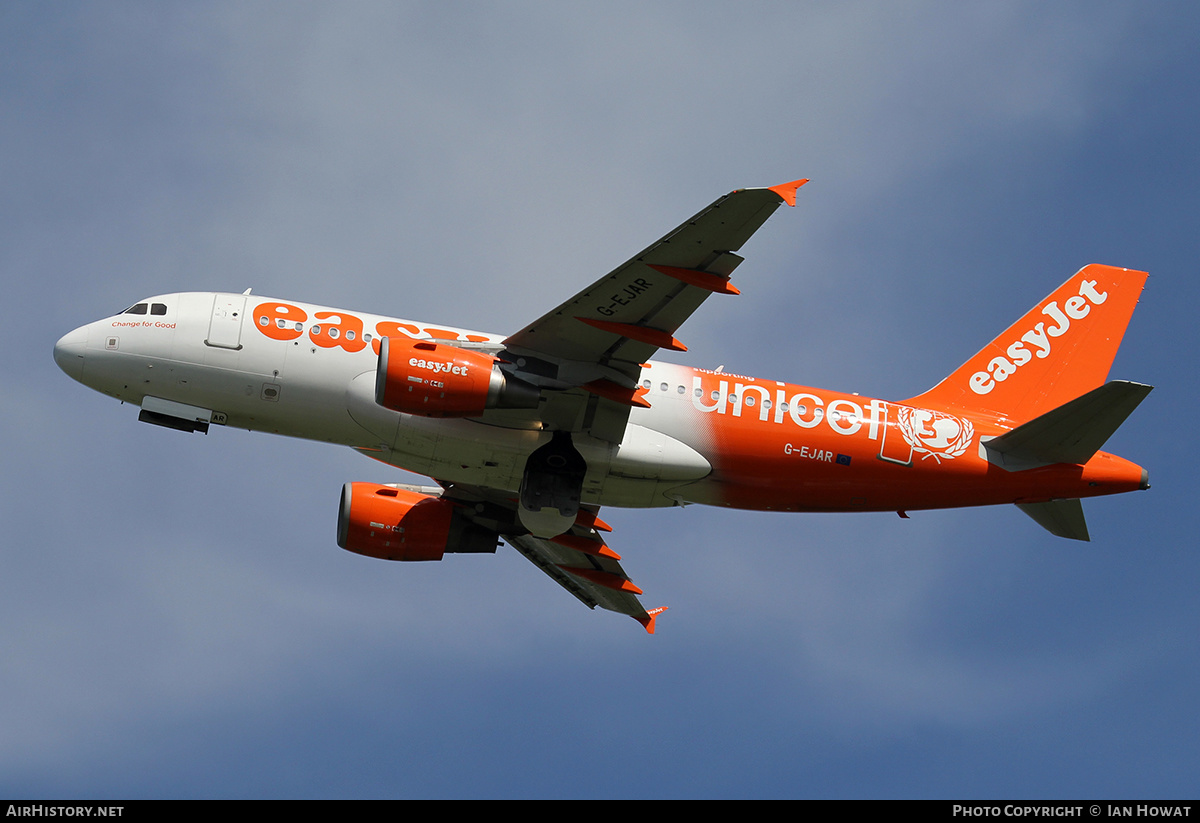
[518,431,587,538]
[206,294,246,350]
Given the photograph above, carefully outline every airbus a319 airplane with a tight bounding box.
[54,180,1152,632]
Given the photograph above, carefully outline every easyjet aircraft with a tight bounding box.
[54,180,1151,632]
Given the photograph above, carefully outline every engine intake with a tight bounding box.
[336,482,499,561]
[375,338,539,417]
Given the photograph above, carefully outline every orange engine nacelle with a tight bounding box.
[375,338,539,417]
[336,482,499,561]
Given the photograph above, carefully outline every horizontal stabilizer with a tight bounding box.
[985,380,1152,469]
[1016,499,1090,541]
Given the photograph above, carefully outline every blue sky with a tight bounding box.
[3,2,1198,798]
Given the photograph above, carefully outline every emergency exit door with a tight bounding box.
[205,295,246,350]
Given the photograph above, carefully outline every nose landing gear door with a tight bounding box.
[206,295,246,350]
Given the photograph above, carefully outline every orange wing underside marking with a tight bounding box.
[646,264,741,295]
[580,379,652,408]
[558,565,644,595]
[550,533,621,560]
[575,317,688,352]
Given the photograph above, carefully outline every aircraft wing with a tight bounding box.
[494,179,806,442]
[437,482,665,632]
[504,533,665,632]
[503,179,807,369]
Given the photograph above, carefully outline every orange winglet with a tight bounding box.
[550,533,621,560]
[647,264,740,295]
[557,565,644,595]
[767,178,809,207]
[575,317,687,352]
[635,606,668,634]
[580,378,652,408]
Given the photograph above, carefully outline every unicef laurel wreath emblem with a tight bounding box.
[896,407,975,463]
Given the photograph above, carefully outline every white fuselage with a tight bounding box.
[54,292,714,509]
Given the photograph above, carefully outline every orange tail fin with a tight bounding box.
[905,265,1148,424]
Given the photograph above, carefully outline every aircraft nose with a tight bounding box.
[53,326,88,381]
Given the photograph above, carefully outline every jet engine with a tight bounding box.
[375,338,539,417]
[336,482,499,561]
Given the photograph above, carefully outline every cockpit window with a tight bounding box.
[119,302,168,316]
